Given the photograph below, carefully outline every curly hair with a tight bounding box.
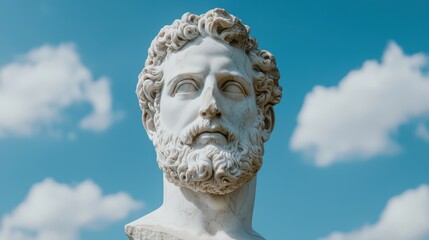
[136,8,282,124]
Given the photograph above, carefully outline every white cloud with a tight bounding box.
[416,123,429,142]
[0,43,121,138]
[319,184,429,240]
[290,42,429,166]
[0,178,142,240]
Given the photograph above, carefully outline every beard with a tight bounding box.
[152,113,265,195]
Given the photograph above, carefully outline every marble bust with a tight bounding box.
[126,8,282,240]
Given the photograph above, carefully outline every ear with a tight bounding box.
[262,106,275,142]
[142,112,156,141]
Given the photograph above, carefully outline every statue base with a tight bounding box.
[125,225,183,240]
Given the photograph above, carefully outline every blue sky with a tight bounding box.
[1,0,429,239]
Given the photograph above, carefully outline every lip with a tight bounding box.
[198,132,226,138]
[194,130,228,145]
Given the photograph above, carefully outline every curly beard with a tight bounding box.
[152,114,265,195]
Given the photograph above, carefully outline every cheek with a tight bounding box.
[226,99,258,130]
[159,96,200,132]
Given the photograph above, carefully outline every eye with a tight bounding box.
[174,80,199,95]
[221,81,245,95]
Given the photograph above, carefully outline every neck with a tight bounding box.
[126,175,263,240]
[162,175,257,236]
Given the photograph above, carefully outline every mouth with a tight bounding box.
[194,127,229,146]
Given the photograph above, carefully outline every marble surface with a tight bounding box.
[126,225,184,240]
[129,8,282,240]
[126,176,264,240]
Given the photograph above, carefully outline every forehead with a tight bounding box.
[162,37,253,80]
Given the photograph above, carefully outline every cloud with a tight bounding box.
[290,42,429,166]
[0,178,142,240]
[319,184,429,240]
[416,123,429,142]
[0,43,121,138]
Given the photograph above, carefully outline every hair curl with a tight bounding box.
[137,8,282,125]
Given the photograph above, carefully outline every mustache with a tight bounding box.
[179,118,238,145]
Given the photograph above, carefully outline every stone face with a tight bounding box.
[128,8,282,240]
[154,36,264,195]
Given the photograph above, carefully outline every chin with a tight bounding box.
[153,114,266,194]
[156,134,263,195]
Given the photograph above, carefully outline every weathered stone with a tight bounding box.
[127,8,282,240]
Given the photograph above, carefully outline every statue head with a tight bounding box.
[137,8,282,195]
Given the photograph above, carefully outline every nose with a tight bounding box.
[199,86,222,119]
